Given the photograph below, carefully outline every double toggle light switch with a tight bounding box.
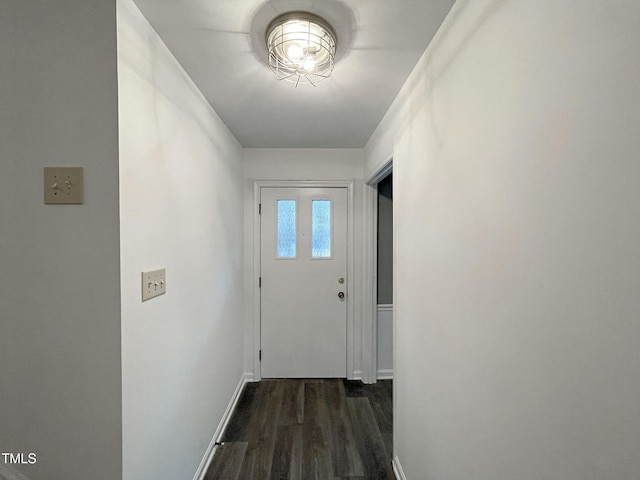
[142,268,166,301]
[44,167,83,204]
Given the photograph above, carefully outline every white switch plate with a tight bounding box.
[142,268,166,302]
[44,167,83,204]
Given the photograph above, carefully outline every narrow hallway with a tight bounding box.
[205,379,393,480]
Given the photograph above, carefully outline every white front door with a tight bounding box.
[260,187,348,378]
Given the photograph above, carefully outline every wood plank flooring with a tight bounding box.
[205,379,393,480]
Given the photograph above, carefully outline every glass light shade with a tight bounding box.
[266,12,337,87]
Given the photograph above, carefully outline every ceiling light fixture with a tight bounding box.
[266,12,337,87]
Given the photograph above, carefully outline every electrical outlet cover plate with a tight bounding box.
[44,167,84,204]
[142,268,166,302]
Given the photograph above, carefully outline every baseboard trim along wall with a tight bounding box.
[392,455,407,480]
[377,368,394,380]
[192,372,254,480]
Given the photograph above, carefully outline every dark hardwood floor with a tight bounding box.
[204,379,393,480]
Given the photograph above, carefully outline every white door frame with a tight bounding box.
[363,157,393,383]
[252,180,355,381]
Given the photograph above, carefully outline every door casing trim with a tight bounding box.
[252,180,355,381]
[363,156,393,383]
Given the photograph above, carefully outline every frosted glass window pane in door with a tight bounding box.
[277,200,296,258]
[312,200,331,258]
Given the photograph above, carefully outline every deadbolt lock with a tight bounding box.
[338,292,345,299]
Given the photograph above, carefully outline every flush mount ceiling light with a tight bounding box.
[266,12,337,87]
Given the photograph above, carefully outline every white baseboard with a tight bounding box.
[352,369,363,381]
[392,455,407,480]
[192,372,253,480]
[377,368,394,380]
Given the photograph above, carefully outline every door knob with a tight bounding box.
[338,292,345,299]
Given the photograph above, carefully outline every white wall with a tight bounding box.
[367,1,640,478]
[0,1,122,479]
[242,149,366,378]
[117,0,245,478]
[244,149,365,181]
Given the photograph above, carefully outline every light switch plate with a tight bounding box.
[142,268,166,302]
[44,167,83,204]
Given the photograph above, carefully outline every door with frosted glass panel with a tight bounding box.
[260,187,347,378]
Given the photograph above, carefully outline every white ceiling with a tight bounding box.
[132,0,456,148]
